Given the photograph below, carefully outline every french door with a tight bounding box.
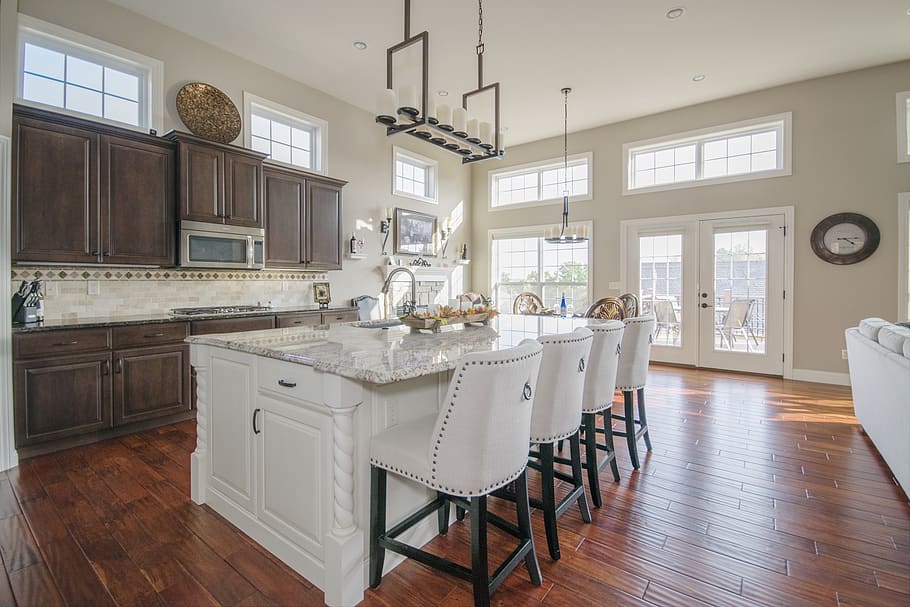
[625,211,787,375]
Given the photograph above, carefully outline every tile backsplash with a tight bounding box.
[11,266,329,320]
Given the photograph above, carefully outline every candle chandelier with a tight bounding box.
[544,87,588,244]
[376,0,503,164]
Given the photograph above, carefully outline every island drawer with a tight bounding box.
[276,313,323,328]
[258,358,320,402]
[113,322,189,348]
[14,328,111,359]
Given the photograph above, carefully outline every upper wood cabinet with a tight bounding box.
[12,105,175,266]
[168,132,265,228]
[263,164,345,270]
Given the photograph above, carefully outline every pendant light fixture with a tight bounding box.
[545,87,588,244]
[376,0,503,164]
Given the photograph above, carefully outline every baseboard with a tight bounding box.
[789,368,851,386]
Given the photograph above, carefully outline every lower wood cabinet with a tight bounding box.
[113,344,191,426]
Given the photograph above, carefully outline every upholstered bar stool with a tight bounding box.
[612,315,656,469]
[369,340,544,607]
[498,328,594,561]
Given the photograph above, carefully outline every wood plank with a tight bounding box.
[7,563,66,607]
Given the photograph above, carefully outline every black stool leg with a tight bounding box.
[514,470,541,585]
[369,466,387,588]
[602,410,620,482]
[437,491,450,535]
[569,432,592,523]
[583,413,602,508]
[624,390,640,469]
[470,495,490,607]
[456,506,466,521]
[539,442,561,560]
[638,387,652,452]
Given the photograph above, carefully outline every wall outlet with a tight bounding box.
[386,401,399,428]
[608,281,621,290]
[44,281,58,297]
[841,349,849,360]
[281,281,289,292]
[87,281,100,295]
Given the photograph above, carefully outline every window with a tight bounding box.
[898,91,910,164]
[16,15,162,130]
[244,92,327,172]
[900,193,910,321]
[623,113,792,194]
[490,153,592,209]
[490,225,592,314]
[393,147,437,203]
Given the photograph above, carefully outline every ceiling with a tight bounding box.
[107,0,910,146]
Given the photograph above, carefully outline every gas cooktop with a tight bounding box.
[169,305,272,317]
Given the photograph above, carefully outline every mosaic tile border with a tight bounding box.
[11,266,327,282]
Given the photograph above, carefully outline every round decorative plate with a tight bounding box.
[175,82,241,143]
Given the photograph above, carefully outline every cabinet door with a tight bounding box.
[179,142,223,222]
[101,136,175,266]
[113,345,190,426]
[224,152,263,228]
[263,169,305,268]
[13,352,112,447]
[306,180,343,270]
[256,393,330,557]
[12,117,99,263]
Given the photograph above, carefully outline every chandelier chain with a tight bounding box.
[564,88,569,178]
[477,0,484,55]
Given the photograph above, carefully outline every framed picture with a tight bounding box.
[313,282,331,309]
[395,208,437,257]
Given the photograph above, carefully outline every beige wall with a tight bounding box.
[6,0,473,305]
[471,61,910,375]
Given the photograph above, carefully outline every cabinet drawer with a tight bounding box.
[191,315,275,335]
[113,322,189,348]
[321,310,358,324]
[276,313,323,328]
[14,328,111,359]
[257,358,319,403]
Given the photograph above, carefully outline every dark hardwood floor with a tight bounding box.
[0,366,907,606]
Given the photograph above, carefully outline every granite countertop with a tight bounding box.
[11,304,356,333]
[187,314,607,385]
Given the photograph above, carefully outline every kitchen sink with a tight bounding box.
[353,319,403,329]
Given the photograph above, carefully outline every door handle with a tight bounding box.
[701,302,713,308]
[252,408,261,434]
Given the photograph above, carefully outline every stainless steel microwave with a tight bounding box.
[179,220,265,269]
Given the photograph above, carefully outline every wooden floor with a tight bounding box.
[0,366,907,607]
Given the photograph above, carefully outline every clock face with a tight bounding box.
[810,213,880,265]
[822,222,866,255]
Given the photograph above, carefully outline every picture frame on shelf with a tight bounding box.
[313,282,331,309]
[394,208,437,257]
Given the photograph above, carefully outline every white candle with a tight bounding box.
[497,129,506,151]
[452,107,467,133]
[397,85,418,113]
[385,207,393,219]
[479,121,492,145]
[436,103,452,127]
[376,89,397,120]
[467,118,479,140]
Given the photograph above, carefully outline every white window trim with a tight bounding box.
[16,14,164,132]
[242,91,328,173]
[897,91,910,164]
[488,152,594,211]
[392,145,438,204]
[899,193,910,322]
[488,220,595,302]
[622,112,792,196]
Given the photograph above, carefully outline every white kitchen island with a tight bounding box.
[187,314,594,607]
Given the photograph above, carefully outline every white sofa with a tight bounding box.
[845,318,910,492]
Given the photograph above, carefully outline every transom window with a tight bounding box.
[490,153,592,209]
[244,93,326,172]
[393,147,437,203]
[491,226,591,314]
[16,16,160,130]
[624,113,791,194]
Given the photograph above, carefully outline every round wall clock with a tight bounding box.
[810,212,880,265]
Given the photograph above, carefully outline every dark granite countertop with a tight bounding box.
[11,305,357,333]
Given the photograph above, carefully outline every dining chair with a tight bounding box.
[618,293,640,318]
[513,292,544,315]
[584,297,626,320]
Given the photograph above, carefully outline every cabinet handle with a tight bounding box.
[277,379,297,388]
[144,332,166,338]
[252,408,261,434]
[91,250,100,256]
[115,358,122,374]
[53,341,79,346]
[102,360,110,376]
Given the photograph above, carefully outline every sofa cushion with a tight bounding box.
[858,318,889,340]
[904,338,910,359]
[878,326,910,355]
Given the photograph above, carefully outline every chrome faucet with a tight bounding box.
[381,267,417,317]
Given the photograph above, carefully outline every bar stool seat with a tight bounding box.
[369,340,544,607]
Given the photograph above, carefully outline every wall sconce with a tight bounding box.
[380,207,393,255]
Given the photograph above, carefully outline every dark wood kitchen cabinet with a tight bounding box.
[11,105,176,266]
[263,164,345,270]
[113,344,190,426]
[168,131,266,228]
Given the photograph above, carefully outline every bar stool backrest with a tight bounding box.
[429,339,544,497]
[581,320,625,414]
[616,316,656,391]
[530,328,594,443]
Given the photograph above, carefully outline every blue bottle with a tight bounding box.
[560,293,567,317]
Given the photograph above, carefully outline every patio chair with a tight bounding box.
[652,298,680,344]
[716,299,759,351]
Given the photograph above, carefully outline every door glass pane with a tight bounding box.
[639,234,682,347]
[713,229,766,353]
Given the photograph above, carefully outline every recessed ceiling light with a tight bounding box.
[666,7,685,19]
[436,89,449,97]
[692,74,706,82]
[352,41,368,50]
